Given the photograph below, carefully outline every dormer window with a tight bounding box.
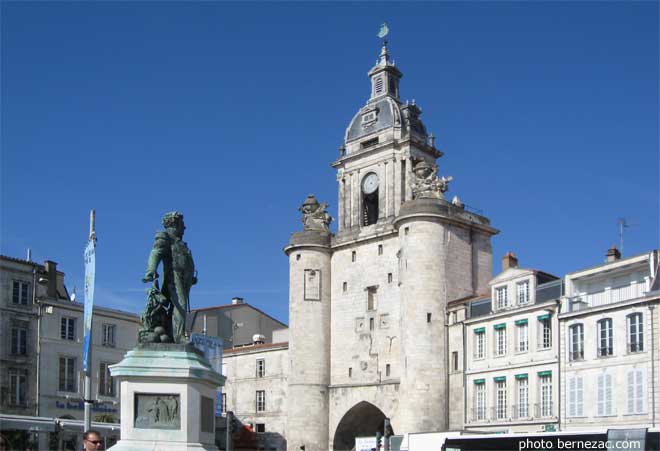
[517,281,529,305]
[361,110,378,128]
[496,286,508,309]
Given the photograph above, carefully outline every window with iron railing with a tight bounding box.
[540,375,553,417]
[7,368,28,406]
[569,324,584,361]
[516,379,529,418]
[597,318,613,357]
[495,380,507,420]
[627,313,644,353]
[474,383,486,421]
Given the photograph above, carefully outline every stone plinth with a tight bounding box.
[108,343,225,451]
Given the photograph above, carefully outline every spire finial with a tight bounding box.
[377,23,390,65]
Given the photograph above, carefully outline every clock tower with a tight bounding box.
[331,41,442,235]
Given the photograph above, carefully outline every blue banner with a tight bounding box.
[82,238,96,375]
[190,333,224,416]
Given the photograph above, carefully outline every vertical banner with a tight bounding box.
[82,231,96,375]
[191,333,224,416]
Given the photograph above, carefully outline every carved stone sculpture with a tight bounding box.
[299,195,333,232]
[411,160,453,200]
[139,211,197,344]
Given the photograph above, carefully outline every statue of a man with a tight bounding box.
[142,211,197,344]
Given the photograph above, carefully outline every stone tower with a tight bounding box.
[289,39,498,449]
[284,195,333,451]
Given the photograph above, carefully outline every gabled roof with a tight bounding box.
[192,303,288,328]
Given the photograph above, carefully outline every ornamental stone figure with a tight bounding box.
[140,211,197,344]
[299,194,333,232]
[411,159,453,200]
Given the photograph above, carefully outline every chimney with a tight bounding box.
[502,252,519,271]
[232,297,244,305]
[26,248,32,262]
[44,260,58,299]
[606,245,621,262]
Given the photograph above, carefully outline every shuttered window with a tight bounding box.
[597,373,613,416]
[627,369,645,414]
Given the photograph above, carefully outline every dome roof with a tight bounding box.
[345,96,400,143]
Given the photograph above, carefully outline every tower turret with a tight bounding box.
[284,195,333,451]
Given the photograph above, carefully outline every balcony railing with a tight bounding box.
[470,408,487,422]
[568,281,649,312]
[535,402,554,418]
[628,342,644,353]
[597,346,613,357]
[569,350,584,361]
[512,403,530,419]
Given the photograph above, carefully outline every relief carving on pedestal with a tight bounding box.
[134,394,181,430]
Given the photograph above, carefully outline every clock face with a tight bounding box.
[362,173,379,194]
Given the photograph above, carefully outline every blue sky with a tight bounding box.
[2,2,658,324]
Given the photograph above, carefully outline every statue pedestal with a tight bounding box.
[108,343,225,451]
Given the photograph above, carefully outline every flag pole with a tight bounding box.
[83,209,97,432]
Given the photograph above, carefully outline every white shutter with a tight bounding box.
[577,377,584,416]
[568,377,576,417]
[627,371,635,414]
[636,370,644,414]
[605,374,613,415]
[597,374,604,416]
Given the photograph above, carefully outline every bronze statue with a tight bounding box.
[139,211,197,344]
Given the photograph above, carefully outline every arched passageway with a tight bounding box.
[333,401,392,451]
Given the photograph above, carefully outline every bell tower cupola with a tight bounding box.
[368,41,402,101]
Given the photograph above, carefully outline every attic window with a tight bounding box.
[362,111,377,125]
[361,137,379,149]
[375,77,383,94]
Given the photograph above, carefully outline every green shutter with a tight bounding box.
[474,327,486,334]
[493,323,506,330]
[537,314,551,321]
[515,373,528,380]
[537,370,552,377]
[515,319,528,326]
[473,378,485,385]
[493,376,506,382]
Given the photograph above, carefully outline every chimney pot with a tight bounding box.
[502,252,519,271]
[232,297,244,305]
[606,245,621,262]
[44,260,58,299]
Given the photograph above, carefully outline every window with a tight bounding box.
[10,326,28,355]
[597,373,613,416]
[627,369,645,414]
[496,380,507,420]
[98,362,115,397]
[8,368,27,406]
[256,390,265,412]
[12,281,30,305]
[385,364,391,377]
[475,383,486,421]
[495,327,507,356]
[342,282,347,292]
[375,77,383,94]
[452,352,459,371]
[369,318,374,331]
[348,367,352,378]
[517,378,529,418]
[404,227,409,235]
[496,287,508,309]
[256,423,265,433]
[367,287,377,311]
[351,251,356,262]
[517,281,529,305]
[427,313,432,323]
[539,318,552,349]
[516,323,528,353]
[221,393,227,414]
[60,317,76,341]
[378,244,383,255]
[540,374,553,417]
[256,359,265,378]
[59,357,77,392]
[387,273,393,283]
[628,313,644,352]
[597,318,613,357]
[569,324,584,361]
[568,376,584,417]
[102,324,116,347]
[474,330,485,359]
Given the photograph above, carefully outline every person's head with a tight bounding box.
[162,211,185,238]
[83,430,103,451]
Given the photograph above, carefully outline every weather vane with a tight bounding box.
[377,22,389,45]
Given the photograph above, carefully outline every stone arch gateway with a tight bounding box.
[332,401,390,451]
